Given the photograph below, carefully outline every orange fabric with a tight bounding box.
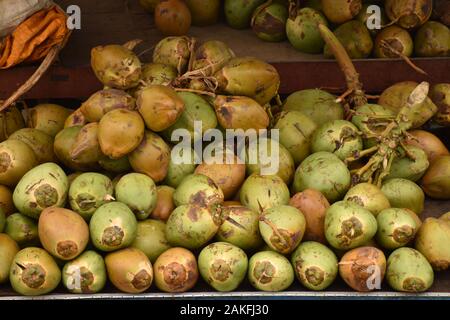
[0,5,68,69]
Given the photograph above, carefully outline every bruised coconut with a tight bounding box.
[386,248,434,293]
[129,131,170,183]
[344,183,391,216]
[421,155,450,199]
[8,128,55,163]
[165,204,222,249]
[274,111,317,165]
[115,173,157,220]
[131,219,171,263]
[374,26,414,58]
[173,173,224,207]
[385,0,432,30]
[213,95,269,130]
[62,250,106,294]
[215,57,280,105]
[216,205,263,251]
[283,89,344,125]
[0,139,37,187]
[54,126,98,171]
[70,123,102,167]
[195,153,246,200]
[5,213,39,247]
[152,186,175,221]
[415,21,450,57]
[381,178,424,215]
[153,36,193,74]
[286,7,328,53]
[430,83,450,126]
[376,208,418,250]
[325,201,378,250]
[198,242,248,292]
[98,109,145,159]
[251,2,288,42]
[9,247,61,296]
[65,108,87,128]
[137,85,185,132]
[38,207,89,260]
[89,202,138,252]
[0,106,25,142]
[311,120,363,161]
[192,41,235,76]
[0,234,19,283]
[80,89,136,122]
[105,248,153,293]
[139,63,177,88]
[321,0,362,24]
[339,247,386,292]
[415,218,450,271]
[248,251,294,292]
[153,247,198,292]
[259,205,306,254]
[324,20,373,59]
[27,104,72,137]
[13,163,68,219]
[289,189,330,244]
[91,44,141,89]
[291,241,338,291]
[69,173,114,220]
[240,174,290,213]
[406,130,449,164]
[293,152,351,203]
[163,92,217,141]
[154,0,191,36]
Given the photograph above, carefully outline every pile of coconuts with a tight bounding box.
[0,32,449,296]
[222,0,450,59]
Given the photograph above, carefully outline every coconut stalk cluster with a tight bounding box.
[0,31,449,296]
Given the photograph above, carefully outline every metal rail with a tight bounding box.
[1,291,450,301]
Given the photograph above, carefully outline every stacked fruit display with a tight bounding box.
[224,0,450,59]
[0,33,449,296]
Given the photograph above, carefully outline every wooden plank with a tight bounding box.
[2,57,450,101]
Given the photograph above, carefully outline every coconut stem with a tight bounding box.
[187,37,197,73]
[259,214,290,249]
[379,40,427,75]
[288,0,300,20]
[318,24,368,108]
[173,87,216,97]
[122,39,143,51]
[375,153,394,187]
[345,146,379,163]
